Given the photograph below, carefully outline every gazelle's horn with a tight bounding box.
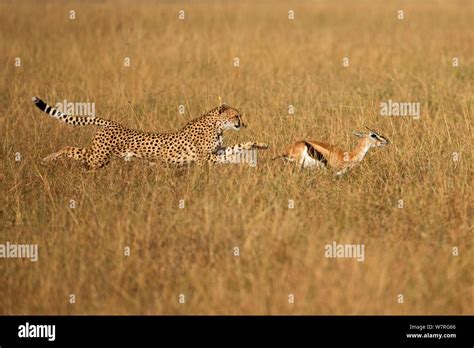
[365,126,377,134]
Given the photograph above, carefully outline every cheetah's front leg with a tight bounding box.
[219,142,268,155]
[212,142,268,165]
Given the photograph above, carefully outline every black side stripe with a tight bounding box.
[304,141,328,166]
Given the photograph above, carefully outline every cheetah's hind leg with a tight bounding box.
[119,151,154,166]
[41,146,87,165]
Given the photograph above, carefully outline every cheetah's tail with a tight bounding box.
[32,97,112,127]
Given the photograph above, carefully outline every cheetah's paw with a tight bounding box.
[253,142,269,150]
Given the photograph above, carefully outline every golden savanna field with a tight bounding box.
[0,0,472,314]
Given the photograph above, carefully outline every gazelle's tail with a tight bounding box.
[32,97,112,127]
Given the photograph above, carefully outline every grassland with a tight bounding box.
[0,0,472,314]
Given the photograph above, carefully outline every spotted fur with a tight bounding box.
[33,97,268,171]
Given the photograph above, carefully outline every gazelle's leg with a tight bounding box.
[334,166,349,177]
[42,147,87,165]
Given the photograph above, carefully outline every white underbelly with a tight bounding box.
[300,148,325,169]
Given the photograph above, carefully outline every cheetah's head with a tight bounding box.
[215,104,245,131]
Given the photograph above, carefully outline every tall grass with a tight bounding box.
[0,0,472,314]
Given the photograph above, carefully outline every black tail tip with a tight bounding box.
[32,97,47,111]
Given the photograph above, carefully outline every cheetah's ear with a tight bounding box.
[218,96,229,112]
[218,104,230,113]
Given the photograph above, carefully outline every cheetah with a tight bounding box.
[32,97,268,171]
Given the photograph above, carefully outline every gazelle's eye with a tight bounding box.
[370,134,377,138]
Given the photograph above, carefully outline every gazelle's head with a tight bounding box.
[352,128,390,148]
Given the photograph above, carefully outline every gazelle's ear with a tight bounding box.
[352,131,363,138]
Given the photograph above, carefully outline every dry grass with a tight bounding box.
[0,0,472,315]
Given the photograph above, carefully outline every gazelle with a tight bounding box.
[273,128,390,175]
